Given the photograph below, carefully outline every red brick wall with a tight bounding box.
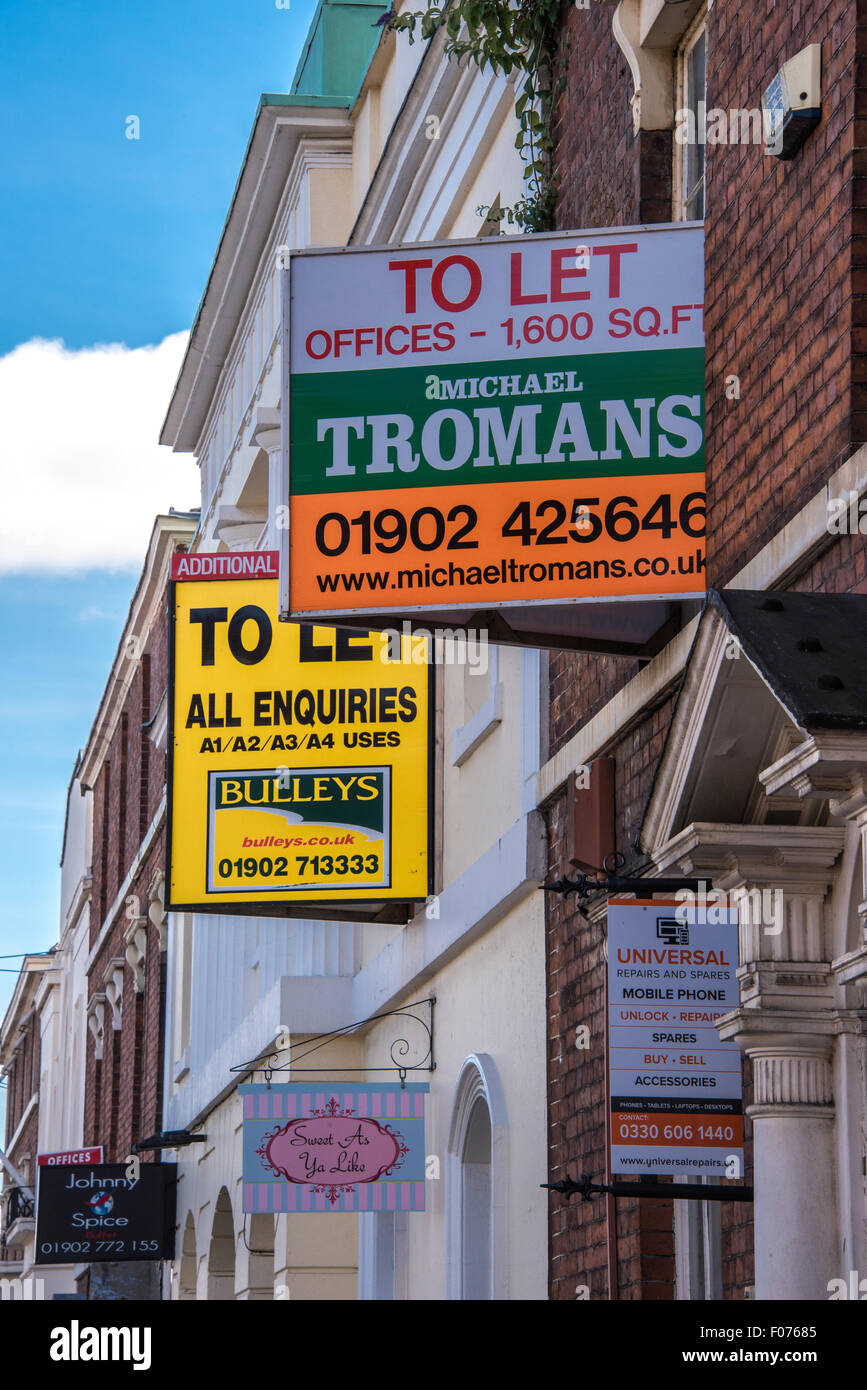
[4,1109,39,1205]
[548,1,867,756]
[2,1012,40,1183]
[85,839,166,1166]
[545,0,867,1300]
[1,1009,40,1254]
[547,776,679,1299]
[84,586,171,1164]
[545,710,755,1299]
[705,0,860,586]
[554,6,671,230]
[794,524,867,592]
[148,612,169,826]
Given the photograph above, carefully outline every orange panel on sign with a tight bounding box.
[611,1113,744,1149]
[290,473,705,613]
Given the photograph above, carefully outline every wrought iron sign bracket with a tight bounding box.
[541,852,709,916]
[230,996,435,1089]
[133,1130,207,1154]
[541,1173,754,1204]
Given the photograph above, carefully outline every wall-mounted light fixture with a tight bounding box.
[763,44,822,159]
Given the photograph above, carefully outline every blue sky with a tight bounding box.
[0,575,134,953]
[1,0,317,352]
[0,0,318,1059]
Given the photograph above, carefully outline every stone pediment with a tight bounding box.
[641,590,830,858]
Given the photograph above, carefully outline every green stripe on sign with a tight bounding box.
[289,349,704,495]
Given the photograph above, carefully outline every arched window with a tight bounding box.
[207,1186,236,1300]
[460,1098,492,1298]
[180,1211,197,1300]
[446,1054,508,1300]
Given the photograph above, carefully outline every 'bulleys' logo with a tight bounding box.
[211,767,387,839]
[207,766,392,891]
[216,770,381,809]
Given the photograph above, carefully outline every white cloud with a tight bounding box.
[76,604,122,623]
[0,333,200,572]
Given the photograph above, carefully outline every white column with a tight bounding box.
[743,1035,837,1300]
[658,829,846,1300]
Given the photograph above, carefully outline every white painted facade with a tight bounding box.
[160,3,549,1300]
[40,763,92,1169]
[31,766,94,1297]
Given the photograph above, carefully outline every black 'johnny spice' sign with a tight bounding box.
[35,1163,177,1264]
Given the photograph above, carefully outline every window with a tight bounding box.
[675,1178,722,1299]
[676,9,707,220]
[445,1054,508,1300]
[460,1100,492,1298]
[358,1212,410,1300]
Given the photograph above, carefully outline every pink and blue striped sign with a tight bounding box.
[240,1083,428,1213]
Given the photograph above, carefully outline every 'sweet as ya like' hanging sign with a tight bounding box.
[240,1083,428,1213]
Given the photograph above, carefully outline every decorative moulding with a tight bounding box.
[87,994,106,1060]
[102,958,126,1028]
[124,917,148,993]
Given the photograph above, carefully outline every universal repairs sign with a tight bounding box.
[34,1163,177,1264]
[167,552,431,913]
[607,898,743,1179]
[282,225,704,620]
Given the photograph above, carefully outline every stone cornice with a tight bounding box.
[717,1010,865,1046]
[832,945,867,1000]
[760,733,867,801]
[652,822,845,882]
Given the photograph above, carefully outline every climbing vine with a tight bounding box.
[386,0,566,233]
